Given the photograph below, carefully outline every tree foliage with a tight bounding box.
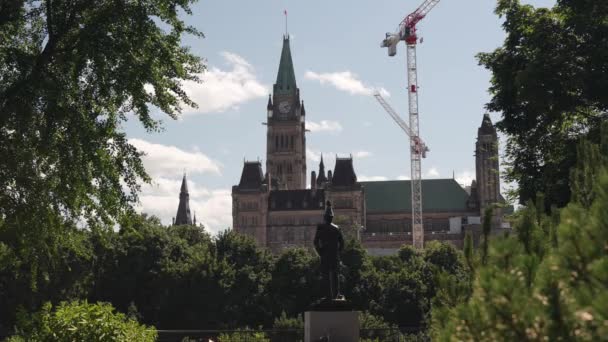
[432,129,608,341]
[0,1,205,321]
[0,0,203,224]
[9,301,156,342]
[478,0,608,208]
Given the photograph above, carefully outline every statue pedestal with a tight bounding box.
[304,310,359,342]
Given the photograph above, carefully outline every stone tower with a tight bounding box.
[265,36,307,190]
[174,174,193,225]
[475,114,501,225]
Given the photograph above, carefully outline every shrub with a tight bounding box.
[10,301,156,341]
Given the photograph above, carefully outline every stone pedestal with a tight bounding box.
[304,311,359,342]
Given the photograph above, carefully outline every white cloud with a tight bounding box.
[358,175,388,182]
[307,148,371,169]
[130,138,221,178]
[197,189,232,233]
[304,70,390,97]
[425,167,440,178]
[354,151,372,159]
[455,170,475,187]
[129,139,229,234]
[182,52,267,114]
[397,175,411,180]
[306,120,343,133]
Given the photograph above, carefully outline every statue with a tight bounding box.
[314,201,345,301]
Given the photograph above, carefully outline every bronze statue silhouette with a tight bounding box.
[314,201,345,301]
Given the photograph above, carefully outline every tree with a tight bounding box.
[269,248,321,318]
[423,241,463,276]
[0,1,204,325]
[431,131,608,340]
[477,0,608,209]
[214,231,274,328]
[9,301,156,341]
[0,220,94,332]
[0,0,204,224]
[339,238,381,312]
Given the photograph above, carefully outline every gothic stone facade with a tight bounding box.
[231,36,507,254]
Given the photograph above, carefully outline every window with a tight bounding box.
[290,135,294,149]
[275,135,279,150]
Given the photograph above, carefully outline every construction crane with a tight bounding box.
[380,0,440,249]
[373,92,429,158]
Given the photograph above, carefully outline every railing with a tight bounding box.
[156,327,420,342]
[156,329,302,342]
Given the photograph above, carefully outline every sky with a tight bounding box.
[125,0,557,234]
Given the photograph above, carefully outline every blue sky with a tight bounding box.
[126,0,556,233]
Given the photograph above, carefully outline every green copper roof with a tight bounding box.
[275,36,297,94]
[360,179,472,213]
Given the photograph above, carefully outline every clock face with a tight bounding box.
[278,101,291,114]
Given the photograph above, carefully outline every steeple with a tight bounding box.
[317,154,327,186]
[274,36,297,94]
[174,174,193,225]
[475,113,501,228]
[478,113,497,136]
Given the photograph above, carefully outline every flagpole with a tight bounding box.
[284,9,288,37]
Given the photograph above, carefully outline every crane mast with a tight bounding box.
[380,0,440,249]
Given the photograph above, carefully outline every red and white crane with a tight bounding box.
[379,0,440,249]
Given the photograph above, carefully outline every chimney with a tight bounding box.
[328,170,333,182]
[311,171,317,190]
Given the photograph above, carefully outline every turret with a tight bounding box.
[267,94,273,118]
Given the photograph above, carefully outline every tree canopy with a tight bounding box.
[0,0,204,227]
[431,122,608,341]
[478,0,608,208]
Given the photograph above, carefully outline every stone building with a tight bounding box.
[231,35,508,254]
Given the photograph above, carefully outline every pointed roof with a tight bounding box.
[267,94,273,110]
[174,174,192,225]
[478,113,497,136]
[238,161,265,190]
[316,154,327,185]
[331,157,357,187]
[274,36,297,94]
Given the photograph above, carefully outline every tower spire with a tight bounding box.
[174,174,192,225]
[317,154,328,186]
[274,36,297,94]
